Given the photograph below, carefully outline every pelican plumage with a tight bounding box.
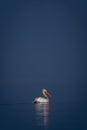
[33,89,52,104]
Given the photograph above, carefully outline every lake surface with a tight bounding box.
[0,101,87,130]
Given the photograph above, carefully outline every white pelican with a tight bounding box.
[33,89,52,104]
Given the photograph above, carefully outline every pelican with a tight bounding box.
[33,89,52,104]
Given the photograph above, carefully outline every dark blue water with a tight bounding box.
[0,101,87,130]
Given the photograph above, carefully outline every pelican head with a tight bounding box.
[42,89,52,99]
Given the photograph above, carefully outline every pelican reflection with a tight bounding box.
[34,103,50,126]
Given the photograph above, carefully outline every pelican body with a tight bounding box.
[33,89,52,104]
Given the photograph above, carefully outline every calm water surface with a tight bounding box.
[0,102,87,130]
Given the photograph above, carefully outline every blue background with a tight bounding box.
[0,0,87,129]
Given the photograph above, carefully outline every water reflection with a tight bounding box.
[34,103,50,126]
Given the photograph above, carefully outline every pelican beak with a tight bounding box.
[45,91,52,99]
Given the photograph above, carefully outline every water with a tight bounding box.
[0,101,87,130]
